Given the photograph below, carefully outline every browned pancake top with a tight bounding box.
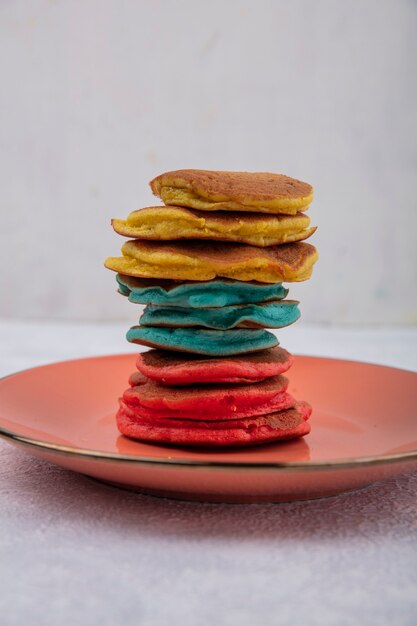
[140,346,291,368]
[125,239,317,271]
[128,373,288,400]
[125,206,309,226]
[119,275,278,292]
[150,169,312,202]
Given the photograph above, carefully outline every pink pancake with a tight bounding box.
[124,373,288,414]
[117,401,312,447]
[119,391,295,421]
[135,347,293,385]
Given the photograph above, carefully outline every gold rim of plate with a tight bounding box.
[1,424,417,472]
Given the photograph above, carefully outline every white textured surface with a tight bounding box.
[0,320,416,626]
[0,0,417,324]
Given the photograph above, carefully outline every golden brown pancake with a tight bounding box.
[104,240,318,283]
[111,206,316,247]
[150,169,313,215]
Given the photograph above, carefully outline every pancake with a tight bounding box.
[135,347,294,385]
[126,326,278,356]
[149,170,313,215]
[139,300,300,329]
[116,275,289,307]
[105,240,318,283]
[111,206,316,246]
[117,401,312,446]
[120,392,295,421]
[123,372,288,415]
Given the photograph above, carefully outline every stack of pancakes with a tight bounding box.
[105,169,318,446]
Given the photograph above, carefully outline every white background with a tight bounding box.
[1,5,416,624]
[1,0,416,325]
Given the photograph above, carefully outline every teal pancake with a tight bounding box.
[139,301,300,330]
[116,274,288,308]
[126,326,278,356]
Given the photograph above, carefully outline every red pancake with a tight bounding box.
[135,347,293,385]
[117,401,312,447]
[120,390,295,421]
[124,372,288,413]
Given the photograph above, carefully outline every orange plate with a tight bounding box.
[0,354,416,503]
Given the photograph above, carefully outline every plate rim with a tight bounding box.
[0,353,416,472]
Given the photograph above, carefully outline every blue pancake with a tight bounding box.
[126,326,278,356]
[116,274,288,308]
[139,301,300,330]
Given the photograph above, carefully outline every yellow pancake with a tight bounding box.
[150,170,313,215]
[105,240,318,283]
[111,206,316,247]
